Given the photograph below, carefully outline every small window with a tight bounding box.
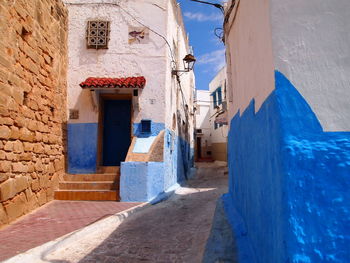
[141,119,151,133]
[217,87,222,105]
[212,92,217,109]
[196,129,202,133]
[86,20,110,49]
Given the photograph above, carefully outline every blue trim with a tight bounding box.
[67,123,98,174]
[222,71,350,263]
[133,122,165,138]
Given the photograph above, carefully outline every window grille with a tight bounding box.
[86,21,110,49]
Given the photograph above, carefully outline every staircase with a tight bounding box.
[54,166,120,201]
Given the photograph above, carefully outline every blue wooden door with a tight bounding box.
[103,100,131,166]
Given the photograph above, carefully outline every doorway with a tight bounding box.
[102,99,131,166]
[197,137,202,160]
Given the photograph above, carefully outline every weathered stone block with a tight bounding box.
[27,162,34,172]
[13,140,24,153]
[0,160,11,172]
[0,173,9,183]
[0,178,16,201]
[0,126,10,139]
[34,160,43,172]
[0,203,8,226]
[27,120,38,132]
[4,192,26,221]
[31,178,39,191]
[4,141,14,152]
[5,152,18,161]
[35,131,43,142]
[9,126,20,139]
[53,157,64,171]
[39,174,49,188]
[37,190,46,206]
[19,127,34,141]
[12,162,28,173]
[25,189,38,213]
[0,117,14,126]
[15,175,28,193]
[33,143,44,154]
[19,152,32,161]
[23,142,34,151]
[0,150,5,160]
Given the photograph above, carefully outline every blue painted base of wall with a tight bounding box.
[120,162,165,202]
[221,71,350,263]
[67,123,98,174]
[120,128,194,203]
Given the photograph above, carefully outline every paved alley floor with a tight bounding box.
[6,163,228,263]
[0,201,142,261]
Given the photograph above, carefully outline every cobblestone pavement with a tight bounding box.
[0,201,142,261]
[40,163,228,263]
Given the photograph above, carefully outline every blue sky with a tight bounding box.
[177,0,225,90]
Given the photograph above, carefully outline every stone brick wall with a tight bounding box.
[0,0,67,226]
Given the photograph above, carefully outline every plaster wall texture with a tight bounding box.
[209,67,228,145]
[224,0,275,120]
[195,90,211,153]
[64,0,168,124]
[119,1,195,202]
[0,0,67,226]
[220,1,350,262]
[270,0,350,132]
[163,0,195,186]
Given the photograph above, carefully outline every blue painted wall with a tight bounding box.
[67,123,98,174]
[133,122,165,137]
[121,127,194,202]
[120,162,164,202]
[225,71,350,263]
[163,129,193,190]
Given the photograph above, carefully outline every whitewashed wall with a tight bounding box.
[209,67,228,144]
[64,0,168,124]
[195,90,211,148]
[270,0,350,131]
[165,0,195,140]
[225,0,275,123]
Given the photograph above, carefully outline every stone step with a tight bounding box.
[54,190,119,201]
[63,173,119,182]
[97,166,120,173]
[59,181,118,190]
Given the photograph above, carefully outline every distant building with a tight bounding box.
[58,0,196,202]
[208,66,228,162]
[195,90,211,161]
[210,0,350,262]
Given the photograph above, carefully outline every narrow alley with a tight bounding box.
[5,163,229,263]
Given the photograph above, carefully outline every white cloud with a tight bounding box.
[197,49,226,72]
[184,11,222,22]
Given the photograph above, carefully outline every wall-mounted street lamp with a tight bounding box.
[172,54,196,76]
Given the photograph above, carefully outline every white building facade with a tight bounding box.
[208,66,228,162]
[62,0,195,202]
[195,90,211,160]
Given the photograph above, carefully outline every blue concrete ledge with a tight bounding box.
[120,162,165,202]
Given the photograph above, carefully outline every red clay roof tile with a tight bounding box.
[80,76,146,89]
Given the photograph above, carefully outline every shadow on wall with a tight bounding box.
[225,71,350,263]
